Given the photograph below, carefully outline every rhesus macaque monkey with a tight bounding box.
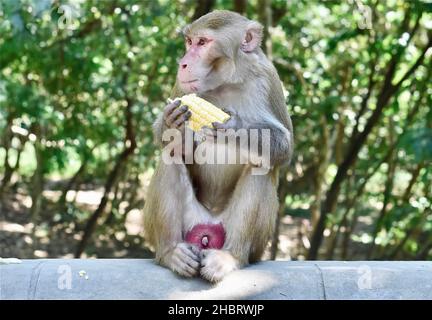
[144,10,293,282]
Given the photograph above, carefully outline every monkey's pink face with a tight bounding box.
[177,35,221,93]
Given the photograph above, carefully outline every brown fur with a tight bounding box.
[144,10,293,282]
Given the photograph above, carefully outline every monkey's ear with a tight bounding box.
[241,22,263,52]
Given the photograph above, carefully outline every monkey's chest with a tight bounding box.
[189,163,244,213]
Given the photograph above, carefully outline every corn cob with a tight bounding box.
[169,94,230,132]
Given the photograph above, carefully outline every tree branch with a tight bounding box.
[393,34,432,89]
[307,29,432,259]
[75,15,137,257]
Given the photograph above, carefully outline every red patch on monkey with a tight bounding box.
[185,223,225,249]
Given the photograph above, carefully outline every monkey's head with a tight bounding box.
[177,10,263,94]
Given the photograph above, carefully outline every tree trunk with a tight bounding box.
[75,22,137,257]
[366,117,397,259]
[0,117,13,195]
[401,163,423,203]
[57,151,92,212]
[233,0,247,14]
[29,124,44,246]
[386,172,430,259]
[270,167,289,260]
[257,0,273,57]
[342,212,358,260]
[307,32,432,260]
[75,97,136,257]
[310,116,331,230]
[12,138,24,174]
[192,0,215,21]
[325,176,353,260]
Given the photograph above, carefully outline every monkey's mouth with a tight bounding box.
[181,79,199,84]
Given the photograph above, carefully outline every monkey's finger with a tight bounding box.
[173,111,192,128]
[177,122,185,132]
[189,244,201,257]
[173,257,197,277]
[164,99,181,119]
[221,108,234,116]
[212,121,229,130]
[200,249,210,261]
[166,104,187,126]
[166,105,188,126]
[180,254,200,270]
[181,244,200,262]
[172,254,196,272]
[180,258,199,276]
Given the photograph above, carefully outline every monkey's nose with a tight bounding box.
[181,64,187,69]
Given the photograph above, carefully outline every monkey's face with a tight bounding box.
[177,12,264,94]
[177,23,263,95]
[177,32,231,94]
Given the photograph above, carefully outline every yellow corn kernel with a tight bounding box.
[170,94,230,132]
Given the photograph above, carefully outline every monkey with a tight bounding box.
[144,10,293,282]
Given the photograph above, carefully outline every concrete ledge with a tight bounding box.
[1,259,431,299]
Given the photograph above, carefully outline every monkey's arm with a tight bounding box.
[153,83,185,146]
[210,116,292,168]
[211,84,293,167]
[266,72,294,167]
[152,113,166,147]
[264,122,292,167]
[248,119,293,167]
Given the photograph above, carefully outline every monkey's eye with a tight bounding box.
[186,38,192,46]
[198,38,206,46]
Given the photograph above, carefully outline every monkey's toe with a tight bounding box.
[200,249,239,282]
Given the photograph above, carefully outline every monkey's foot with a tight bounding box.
[199,249,239,282]
[169,243,200,278]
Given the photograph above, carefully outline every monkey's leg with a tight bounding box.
[200,167,279,282]
[144,162,210,277]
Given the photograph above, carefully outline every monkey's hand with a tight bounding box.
[200,249,239,282]
[202,109,242,137]
[163,99,192,131]
[168,242,201,278]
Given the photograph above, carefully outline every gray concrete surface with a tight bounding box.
[1,259,431,299]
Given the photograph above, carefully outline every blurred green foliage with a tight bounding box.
[0,0,431,260]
